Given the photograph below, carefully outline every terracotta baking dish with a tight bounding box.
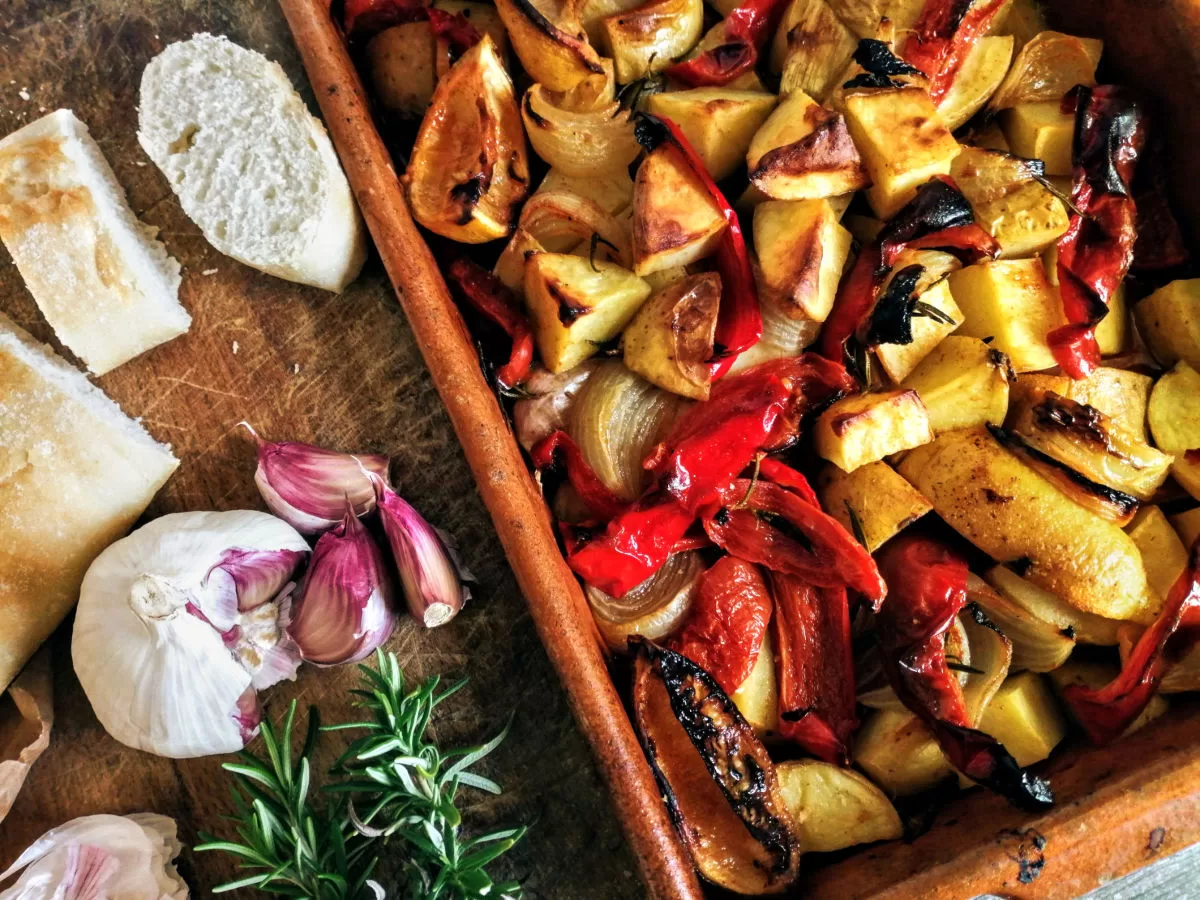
[277,1,1200,895]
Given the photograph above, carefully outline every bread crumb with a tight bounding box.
[201,268,218,276]
[135,161,147,167]
[18,88,30,101]
[292,362,301,375]
[232,340,239,355]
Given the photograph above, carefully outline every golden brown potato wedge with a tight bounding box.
[575,0,643,45]
[493,0,606,91]
[902,335,1011,434]
[1127,506,1189,603]
[815,460,932,552]
[984,564,1122,646]
[815,389,934,473]
[623,272,721,400]
[754,198,852,323]
[897,427,1160,623]
[854,709,954,797]
[1048,661,1169,736]
[1148,363,1200,501]
[632,145,728,275]
[1000,101,1074,175]
[874,278,964,383]
[977,672,1067,766]
[747,91,869,200]
[1134,278,1200,371]
[646,89,778,181]
[775,760,903,853]
[405,36,530,243]
[1171,507,1200,548]
[948,258,1062,372]
[524,253,652,372]
[365,23,438,118]
[937,35,1015,131]
[600,0,704,83]
[731,632,779,735]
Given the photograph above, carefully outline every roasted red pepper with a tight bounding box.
[702,479,886,606]
[1062,539,1200,744]
[567,496,697,598]
[665,0,789,87]
[673,557,773,695]
[427,7,483,55]
[1050,86,1146,379]
[875,536,1054,810]
[531,431,628,522]
[772,575,856,764]
[446,258,534,389]
[342,0,426,38]
[757,458,819,507]
[902,0,1008,104]
[634,115,761,377]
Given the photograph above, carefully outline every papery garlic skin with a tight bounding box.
[73,511,309,759]
[287,504,398,665]
[369,473,469,628]
[246,425,390,534]
[0,813,187,900]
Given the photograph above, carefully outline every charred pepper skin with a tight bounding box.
[665,0,790,87]
[446,258,534,389]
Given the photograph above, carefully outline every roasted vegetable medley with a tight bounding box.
[341,0,1200,890]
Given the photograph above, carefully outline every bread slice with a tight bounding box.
[0,313,179,693]
[0,110,190,375]
[138,34,367,293]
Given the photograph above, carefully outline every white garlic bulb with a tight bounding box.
[73,511,309,758]
[0,813,187,899]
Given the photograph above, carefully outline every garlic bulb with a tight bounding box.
[0,813,187,900]
[73,511,309,758]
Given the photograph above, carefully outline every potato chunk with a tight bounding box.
[731,632,779,735]
[815,389,933,473]
[646,89,777,181]
[854,709,952,797]
[874,280,963,383]
[978,672,1066,767]
[632,145,727,276]
[1134,278,1200,371]
[366,23,437,118]
[525,253,652,372]
[1148,361,1200,501]
[622,273,720,400]
[898,427,1160,623]
[843,87,961,219]
[948,258,1061,372]
[775,759,903,853]
[1127,506,1189,603]
[754,198,852,322]
[815,461,931,551]
[1001,102,1074,175]
[902,335,1011,433]
[1171,507,1200,549]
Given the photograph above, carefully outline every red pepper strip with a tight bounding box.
[903,0,1008,104]
[670,531,713,553]
[1062,539,1200,744]
[757,458,819,507]
[342,0,426,38]
[665,0,789,87]
[427,7,483,54]
[876,536,1054,810]
[772,575,856,764]
[446,258,534,389]
[567,496,697,598]
[636,115,761,378]
[1050,85,1146,379]
[672,557,773,695]
[702,479,886,606]
[531,431,628,522]
[818,242,882,362]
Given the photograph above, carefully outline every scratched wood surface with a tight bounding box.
[0,1,642,896]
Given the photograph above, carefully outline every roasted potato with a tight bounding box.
[1011,367,1152,443]
[747,90,869,200]
[524,253,652,372]
[622,272,720,400]
[754,198,852,322]
[843,87,962,219]
[1000,101,1074,176]
[600,0,704,83]
[902,335,1011,434]
[1048,661,1169,737]
[646,89,778,181]
[1127,506,1189,602]
[632,145,727,275]
[977,672,1067,767]
[365,22,437,118]
[772,0,858,100]
[1134,278,1200,371]
[537,167,634,215]
[948,258,1063,372]
[815,389,934,473]
[433,0,510,57]
[575,0,643,45]
[815,460,932,551]
[897,427,1160,623]
[494,228,545,294]
[874,279,964,383]
[731,632,780,735]
[493,0,605,91]
[775,759,903,853]
[854,709,954,797]
[937,36,1015,131]
[1148,361,1200,500]
[950,147,1070,259]
[1173,507,1200,548]
[405,36,529,243]
[985,564,1122,646]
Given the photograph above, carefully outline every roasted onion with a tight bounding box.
[727,282,821,374]
[987,31,1102,113]
[569,361,683,499]
[959,606,1012,727]
[985,564,1122,646]
[515,189,632,263]
[522,84,641,177]
[587,551,703,649]
[966,574,1075,673]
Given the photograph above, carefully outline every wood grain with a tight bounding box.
[0,1,642,896]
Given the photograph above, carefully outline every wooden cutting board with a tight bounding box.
[0,1,642,895]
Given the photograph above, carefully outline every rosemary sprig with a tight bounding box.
[197,650,524,899]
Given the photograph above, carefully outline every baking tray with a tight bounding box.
[277,0,1200,895]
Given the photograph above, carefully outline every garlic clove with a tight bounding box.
[287,503,398,665]
[368,472,470,629]
[245,423,390,535]
[201,547,308,631]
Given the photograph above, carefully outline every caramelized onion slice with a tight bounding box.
[516,189,632,265]
[985,565,1123,646]
[570,361,683,500]
[728,278,821,374]
[587,551,703,650]
[522,85,641,177]
[959,605,1012,727]
[966,574,1075,673]
[987,31,1102,113]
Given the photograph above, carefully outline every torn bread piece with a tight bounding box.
[0,110,189,375]
[0,313,179,693]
